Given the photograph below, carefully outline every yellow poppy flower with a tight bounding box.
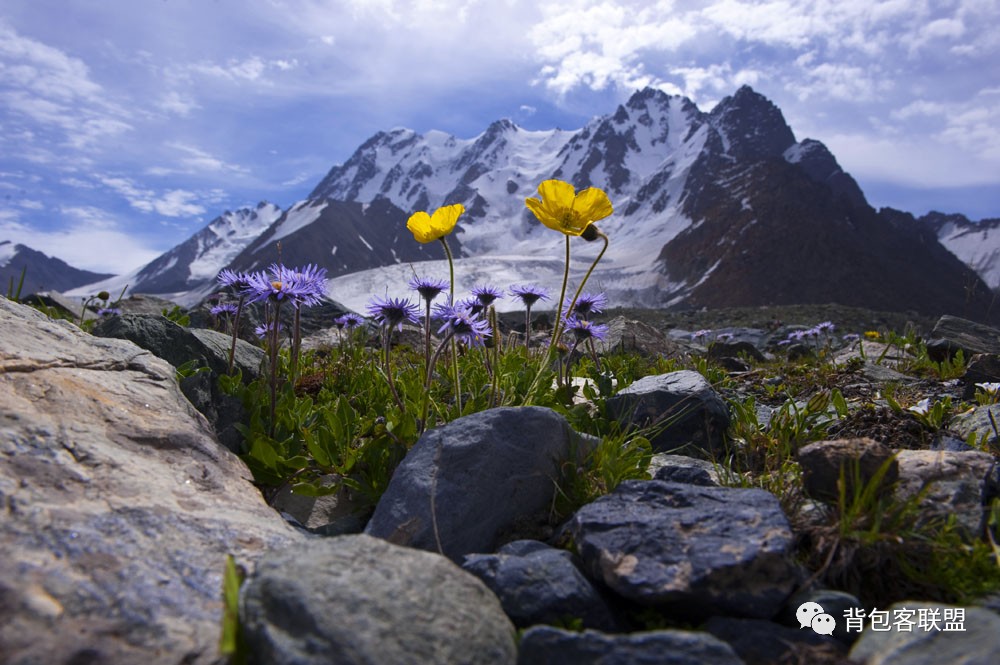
[406,203,465,244]
[525,179,613,236]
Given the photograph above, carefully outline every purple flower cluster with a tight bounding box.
[781,321,836,345]
[366,296,421,331]
[564,317,609,343]
[217,264,328,309]
[433,303,492,346]
[509,284,550,307]
[566,292,607,319]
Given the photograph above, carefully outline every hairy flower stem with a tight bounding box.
[490,306,500,407]
[439,237,462,413]
[422,301,432,380]
[548,236,571,356]
[523,305,533,350]
[420,329,457,433]
[563,231,609,322]
[383,329,406,414]
[290,306,302,387]
[227,294,246,375]
[267,300,282,437]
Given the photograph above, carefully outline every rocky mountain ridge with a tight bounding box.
[58,85,998,321]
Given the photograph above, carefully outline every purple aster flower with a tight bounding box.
[274,263,328,307]
[471,284,504,308]
[244,266,311,305]
[217,268,254,294]
[566,292,607,319]
[97,307,121,317]
[408,275,450,304]
[716,332,734,343]
[255,321,283,339]
[340,313,365,329]
[842,333,860,343]
[509,284,550,308]
[692,329,712,341]
[366,296,420,331]
[211,302,238,317]
[334,313,365,330]
[452,296,484,317]
[436,306,491,347]
[564,317,609,343]
[816,321,835,333]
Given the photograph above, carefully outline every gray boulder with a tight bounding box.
[567,480,798,620]
[517,626,744,665]
[462,540,620,631]
[0,298,300,664]
[849,601,1000,665]
[703,617,847,665]
[240,534,517,665]
[926,314,1000,362]
[365,406,593,560]
[606,370,730,455]
[648,453,721,486]
[592,316,684,359]
[894,449,996,535]
[91,313,264,451]
[797,438,899,504]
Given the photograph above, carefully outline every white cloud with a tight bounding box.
[0,210,163,274]
[97,175,208,217]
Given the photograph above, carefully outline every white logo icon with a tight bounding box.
[796,601,836,635]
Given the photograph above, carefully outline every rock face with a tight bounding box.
[797,438,899,504]
[516,626,744,665]
[462,540,620,631]
[848,601,1000,665]
[240,534,517,665]
[0,298,301,664]
[567,480,799,620]
[365,406,592,560]
[91,313,264,451]
[894,449,996,534]
[606,370,730,455]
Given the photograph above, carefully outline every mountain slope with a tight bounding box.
[75,85,996,321]
[0,241,114,297]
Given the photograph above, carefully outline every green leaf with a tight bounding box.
[219,555,246,661]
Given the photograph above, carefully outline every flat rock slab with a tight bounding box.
[849,601,1000,665]
[606,370,730,455]
[517,626,743,665]
[462,540,620,631]
[567,480,798,620]
[894,449,996,535]
[0,298,300,664]
[365,406,591,561]
[241,534,517,665]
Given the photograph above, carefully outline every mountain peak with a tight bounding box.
[709,85,795,160]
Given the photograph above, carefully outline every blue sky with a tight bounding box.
[2,0,998,274]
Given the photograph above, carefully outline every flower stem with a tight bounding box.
[439,237,462,413]
[563,230,609,322]
[227,294,245,375]
[383,328,406,413]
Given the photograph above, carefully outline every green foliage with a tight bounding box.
[219,555,247,664]
[6,266,26,302]
[175,358,211,381]
[162,304,191,326]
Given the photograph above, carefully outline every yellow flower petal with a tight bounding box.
[525,179,613,236]
[574,188,613,224]
[406,204,464,243]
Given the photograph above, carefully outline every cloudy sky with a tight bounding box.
[1,0,998,274]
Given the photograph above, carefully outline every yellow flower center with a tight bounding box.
[272,281,283,290]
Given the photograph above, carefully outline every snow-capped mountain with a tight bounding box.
[913,211,1000,290]
[71,201,282,301]
[0,241,114,297]
[71,85,996,320]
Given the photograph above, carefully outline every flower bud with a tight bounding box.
[97,291,110,301]
[581,224,601,242]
